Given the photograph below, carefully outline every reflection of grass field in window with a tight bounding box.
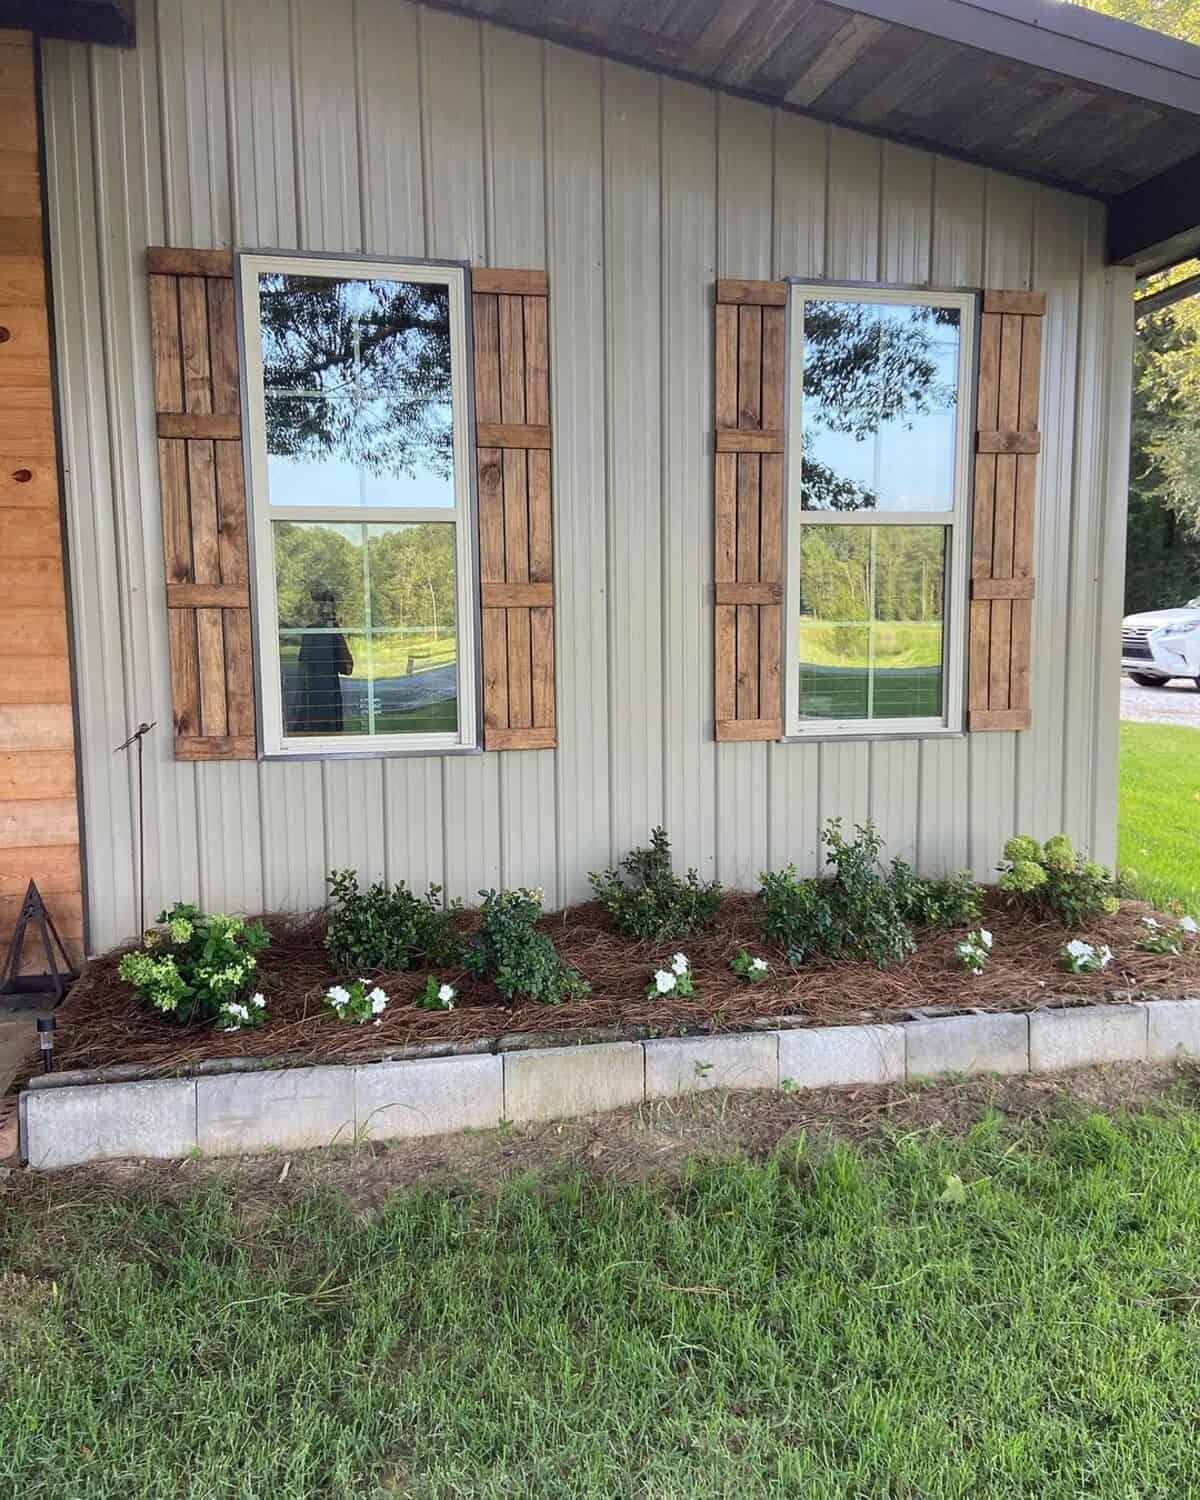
[798,619,942,670]
[279,632,456,681]
[799,619,943,719]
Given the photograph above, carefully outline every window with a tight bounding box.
[240,254,477,755]
[784,284,976,736]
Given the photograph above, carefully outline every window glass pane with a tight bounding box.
[798,526,945,721]
[274,520,458,740]
[259,273,454,509]
[800,300,960,513]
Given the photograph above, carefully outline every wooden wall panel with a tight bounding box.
[0,30,83,967]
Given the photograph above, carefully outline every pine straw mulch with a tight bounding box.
[14,891,1200,1086]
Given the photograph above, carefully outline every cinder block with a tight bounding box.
[21,1079,197,1169]
[777,1024,905,1091]
[355,1054,503,1141]
[905,1013,1029,1079]
[503,1042,644,1123]
[196,1065,355,1155]
[1028,1004,1147,1073]
[1147,999,1200,1062]
[643,1033,778,1099]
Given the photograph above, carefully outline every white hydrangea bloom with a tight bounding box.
[438,983,456,1004]
[750,957,768,972]
[979,929,993,949]
[1097,945,1113,968]
[1180,916,1198,935]
[369,989,389,1015]
[671,953,689,976]
[251,992,266,1009]
[1065,939,1093,960]
[655,970,677,995]
[1141,916,1161,930]
[327,985,350,1007]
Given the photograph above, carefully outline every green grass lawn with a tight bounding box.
[8,1101,1200,1497]
[1119,719,1200,912]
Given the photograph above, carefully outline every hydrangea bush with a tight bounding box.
[325,979,390,1025]
[118,903,270,1025]
[1136,915,1197,956]
[648,952,694,998]
[998,834,1119,928]
[1060,939,1113,975]
[465,888,589,1005]
[731,950,769,984]
[954,928,993,974]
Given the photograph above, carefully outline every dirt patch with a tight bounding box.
[4,1061,1191,1214]
[12,892,1200,1085]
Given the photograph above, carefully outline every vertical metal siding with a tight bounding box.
[42,0,1131,952]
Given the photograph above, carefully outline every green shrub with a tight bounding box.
[589,828,722,941]
[324,869,462,973]
[889,860,982,929]
[997,834,1119,928]
[758,820,916,969]
[118,902,270,1025]
[465,888,589,1005]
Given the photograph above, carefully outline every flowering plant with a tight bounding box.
[416,976,456,1011]
[731,950,770,984]
[954,928,993,974]
[998,834,1119,927]
[325,978,390,1025]
[647,952,695,999]
[1136,915,1194,955]
[218,992,268,1031]
[1060,939,1113,975]
[118,902,270,1025]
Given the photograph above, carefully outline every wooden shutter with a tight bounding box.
[968,290,1046,732]
[472,268,556,750]
[713,278,786,741]
[146,247,255,759]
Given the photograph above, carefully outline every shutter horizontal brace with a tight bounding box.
[971,577,1035,600]
[715,581,783,605]
[146,248,234,278]
[482,582,554,607]
[485,725,556,750]
[716,278,787,306]
[471,267,548,295]
[175,735,257,760]
[475,421,552,450]
[158,412,241,440]
[977,429,1040,454]
[715,428,784,453]
[715,717,782,742]
[167,583,251,609]
[968,708,1031,732]
[982,290,1046,316]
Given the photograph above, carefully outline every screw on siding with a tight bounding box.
[114,722,157,936]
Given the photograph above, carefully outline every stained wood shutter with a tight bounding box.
[146,247,255,760]
[472,268,557,750]
[968,290,1046,732]
[713,278,786,741]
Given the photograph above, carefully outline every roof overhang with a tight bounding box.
[430,0,1200,273]
[0,1,134,48]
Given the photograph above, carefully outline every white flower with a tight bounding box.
[251,992,266,1009]
[671,953,689,976]
[750,957,768,972]
[1065,939,1093,960]
[1181,916,1198,935]
[327,985,351,1007]
[1098,945,1113,969]
[373,1018,383,1027]
[979,929,993,949]
[1141,916,1161,930]
[367,987,389,1015]
[654,970,677,995]
[438,983,456,1004]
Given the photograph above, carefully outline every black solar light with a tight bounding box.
[36,1015,56,1073]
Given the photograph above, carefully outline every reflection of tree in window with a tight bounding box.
[801,302,959,512]
[260,275,452,481]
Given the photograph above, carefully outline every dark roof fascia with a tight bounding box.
[0,1,135,48]
[1108,150,1200,273]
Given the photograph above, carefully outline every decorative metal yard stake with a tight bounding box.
[115,721,156,937]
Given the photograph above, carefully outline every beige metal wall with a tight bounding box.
[41,0,1133,955]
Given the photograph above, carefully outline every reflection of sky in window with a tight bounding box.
[803,303,959,512]
[266,446,453,509]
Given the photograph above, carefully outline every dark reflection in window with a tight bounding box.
[259,272,453,508]
[798,526,946,721]
[801,300,960,513]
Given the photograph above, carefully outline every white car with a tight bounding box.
[1122,600,1200,688]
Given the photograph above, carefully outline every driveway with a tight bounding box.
[1120,673,1200,725]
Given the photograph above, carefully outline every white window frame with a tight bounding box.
[784,281,977,739]
[239,252,478,758]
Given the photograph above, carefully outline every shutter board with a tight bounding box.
[714,279,786,742]
[147,249,256,760]
[969,290,1045,733]
[472,272,557,751]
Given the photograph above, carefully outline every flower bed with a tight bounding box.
[24,891,1200,1084]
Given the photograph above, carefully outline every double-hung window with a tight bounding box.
[240,254,477,756]
[785,283,976,737]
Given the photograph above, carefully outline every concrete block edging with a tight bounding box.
[17,999,1178,1169]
